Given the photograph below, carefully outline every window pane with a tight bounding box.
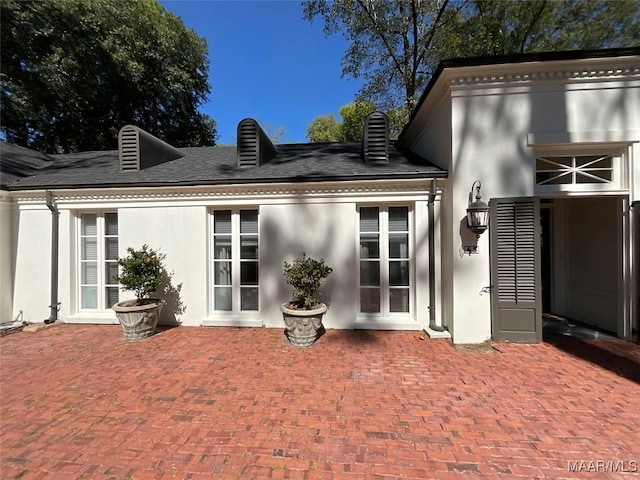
[389,288,409,312]
[389,233,408,258]
[360,261,380,286]
[240,210,258,233]
[214,287,232,311]
[104,262,119,285]
[240,236,258,259]
[105,237,119,260]
[81,287,97,309]
[389,207,408,231]
[82,238,97,260]
[548,172,572,184]
[360,234,379,259]
[104,213,118,235]
[389,261,409,286]
[105,287,119,309]
[359,207,379,232]
[241,287,259,311]
[544,156,572,167]
[214,210,232,234]
[576,154,608,167]
[360,288,380,313]
[240,262,258,285]
[577,171,609,183]
[82,262,97,284]
[214,236,232,259]
[214,261,232,285]
[81,214,97,235]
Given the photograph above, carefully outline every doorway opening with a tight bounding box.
[540,196,623,338]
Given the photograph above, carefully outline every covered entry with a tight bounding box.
[541,196,624,336]
[489,195,626,341]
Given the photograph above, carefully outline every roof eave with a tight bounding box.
[398,47,640,148]
[5,171,448,192]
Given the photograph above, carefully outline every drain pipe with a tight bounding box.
[428,179,444,332]
[45,191,60,324]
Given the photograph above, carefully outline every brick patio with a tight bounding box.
[1,324,639,479]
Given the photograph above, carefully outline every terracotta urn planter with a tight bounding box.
[113,299,165,341]
[281,302,327,347]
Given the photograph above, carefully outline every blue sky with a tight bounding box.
[159,0,363,144]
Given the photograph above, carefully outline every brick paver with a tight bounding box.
[1,325,639,479]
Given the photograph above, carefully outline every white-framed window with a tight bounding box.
[359,205,412,316]
[78,212,119,311]
[211,209,259,313]
[534,146,622,193]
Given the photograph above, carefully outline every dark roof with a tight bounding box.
[1,141,445,191]
[0,143,53,188]
[399,47,640,145]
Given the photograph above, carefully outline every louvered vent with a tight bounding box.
[118,126,140,172]
[363,112,389,162]
[117,125,183,173]
[238,120,259,166]
[236,118,276,167]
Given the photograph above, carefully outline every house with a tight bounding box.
[1,48,638,343]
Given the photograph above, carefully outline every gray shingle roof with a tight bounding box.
[2,141,446,191]
[0,142,53,188]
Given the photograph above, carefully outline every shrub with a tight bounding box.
[116,244,168,301]
[283,253,333,309]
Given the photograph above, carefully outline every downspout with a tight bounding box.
[428,179,445,332]
[45,191,60,324]
[632,200,640,343]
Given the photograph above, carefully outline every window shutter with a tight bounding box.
[491,197,542,342]
[495,201,536,303]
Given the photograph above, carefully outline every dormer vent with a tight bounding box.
[362,112,389,162]
[236,118,276,167]
[117,125,183,173]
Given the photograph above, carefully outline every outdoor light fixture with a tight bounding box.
[464,180,490,254]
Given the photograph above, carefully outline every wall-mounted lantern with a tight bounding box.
[464,180,489,254]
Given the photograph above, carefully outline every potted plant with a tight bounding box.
[112,244,168,341]
[280,253,333,347]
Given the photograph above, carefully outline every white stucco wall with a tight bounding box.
[118,206,208,327]
[10,181,434,331]
[260,202,358,329]
[13,207,52,323]
[0,192,15,323]
[408,57,639,343]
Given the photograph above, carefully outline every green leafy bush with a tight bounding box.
[116,244,168,301]
[283,253,333,309]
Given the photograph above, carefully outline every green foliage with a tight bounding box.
[306,113,342,142]
[283,253,333,309]
[1,0,217,153]
[306,101,407,142]
[303,0,640,113]
[116,245,168,301]
[338,100,376,141]
[460,0,640,56]
[306,102,375,143]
